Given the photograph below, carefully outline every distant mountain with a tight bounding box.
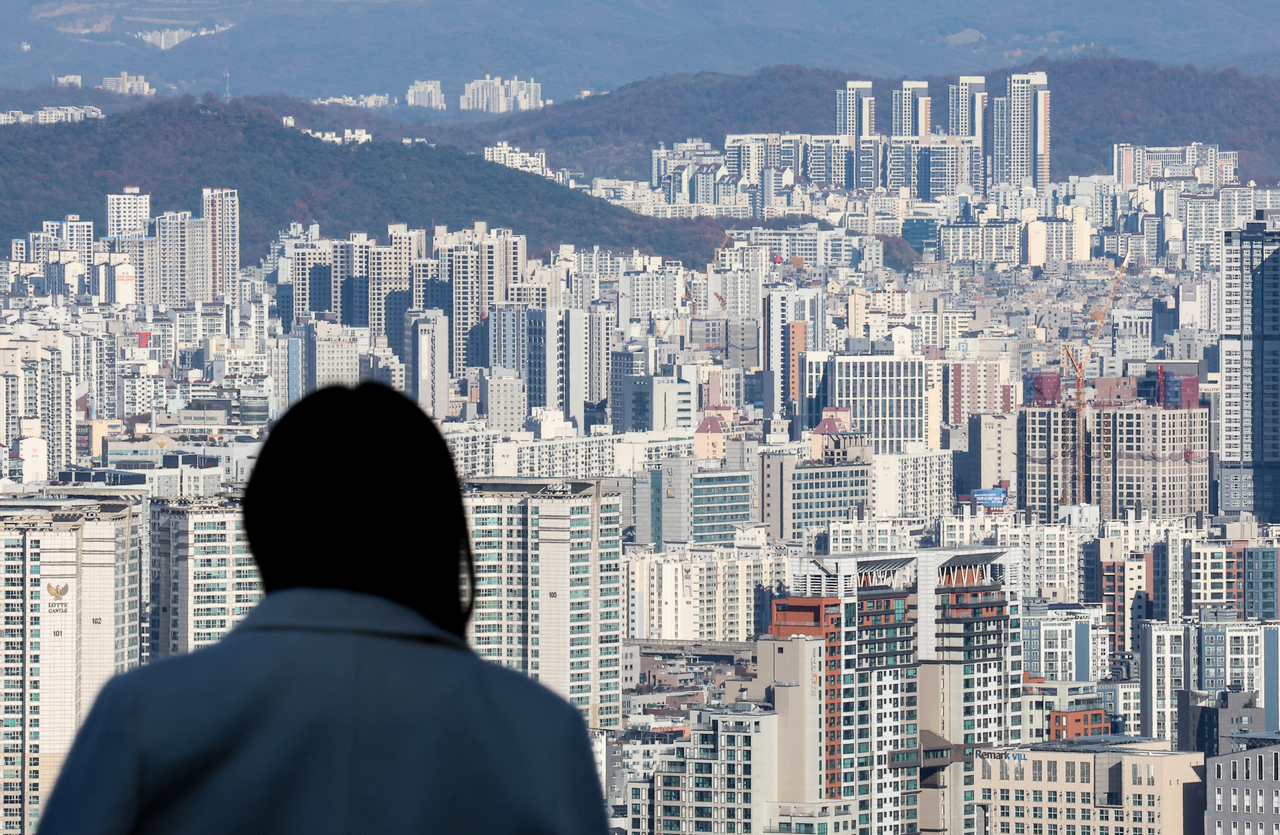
[7,1,1280,105]
[0,96,730,266]
[374,58,1280,185]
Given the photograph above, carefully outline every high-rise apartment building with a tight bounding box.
[459,76,543,113]
[992,72,1050,192]
[1220,218,1280,520]
[155,211,210,307]
[1089,405,1211,521]
[789,547,1022,824]
[201,188,240,306]
[404,308,449,419]
[2,498,144,831]
[948,76,987,146]
[149,497,258,659]
[1140,619,1280,747]
[836,80,875,138]
[1017,405,1076,523]
[524,307,588,431]
[625,541,789,641]
[302,320,360,392]
[405,80,446,109]
[437,223,527,375]
[463,479,623,728]
[891,81,930,138]
[105,188,150,238]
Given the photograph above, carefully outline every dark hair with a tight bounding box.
[244,383,473,636]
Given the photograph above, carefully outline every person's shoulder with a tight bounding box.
[100,633,256,701]
[466,655,582,723]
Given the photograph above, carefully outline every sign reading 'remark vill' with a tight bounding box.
[977,751,1027,761]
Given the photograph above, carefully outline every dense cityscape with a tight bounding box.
[0,63,1274,834]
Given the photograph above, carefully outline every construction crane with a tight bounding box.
[1061,251,1132,509]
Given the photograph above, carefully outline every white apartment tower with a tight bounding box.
[155,211,210,308]
[202,188,240,306]
[892,81,930,138]
[836,80,875,138]
[405,309,450,419]
[993,72,1051,193]
[948,76,987,142]
[149,497,258,659]
[406,80,446,109]
[0,498,142,833]
[105,188,150,238]
[948,76,987,190]
[463,479,623,729]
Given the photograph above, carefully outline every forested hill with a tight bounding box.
[343,57,1280,184]
[0,95,730,266]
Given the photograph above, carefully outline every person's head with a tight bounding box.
[244,383,473,636]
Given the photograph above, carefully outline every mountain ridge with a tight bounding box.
[0,95,731,266]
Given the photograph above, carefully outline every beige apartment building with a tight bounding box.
[972,738,1204,835]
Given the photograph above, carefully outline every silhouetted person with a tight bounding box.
[41,384,606,834]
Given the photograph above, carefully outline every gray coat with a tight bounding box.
[41,588,606,834]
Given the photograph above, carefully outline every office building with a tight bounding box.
[636,458,754,548]
[462,479,623,728]
[759,454,871,541]
[801,349,943,454]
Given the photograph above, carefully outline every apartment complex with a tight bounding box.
[463,479,623,729]
[149,497,257,658]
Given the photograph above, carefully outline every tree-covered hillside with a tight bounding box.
[374,58,1280,184]
[0,95,730,266]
